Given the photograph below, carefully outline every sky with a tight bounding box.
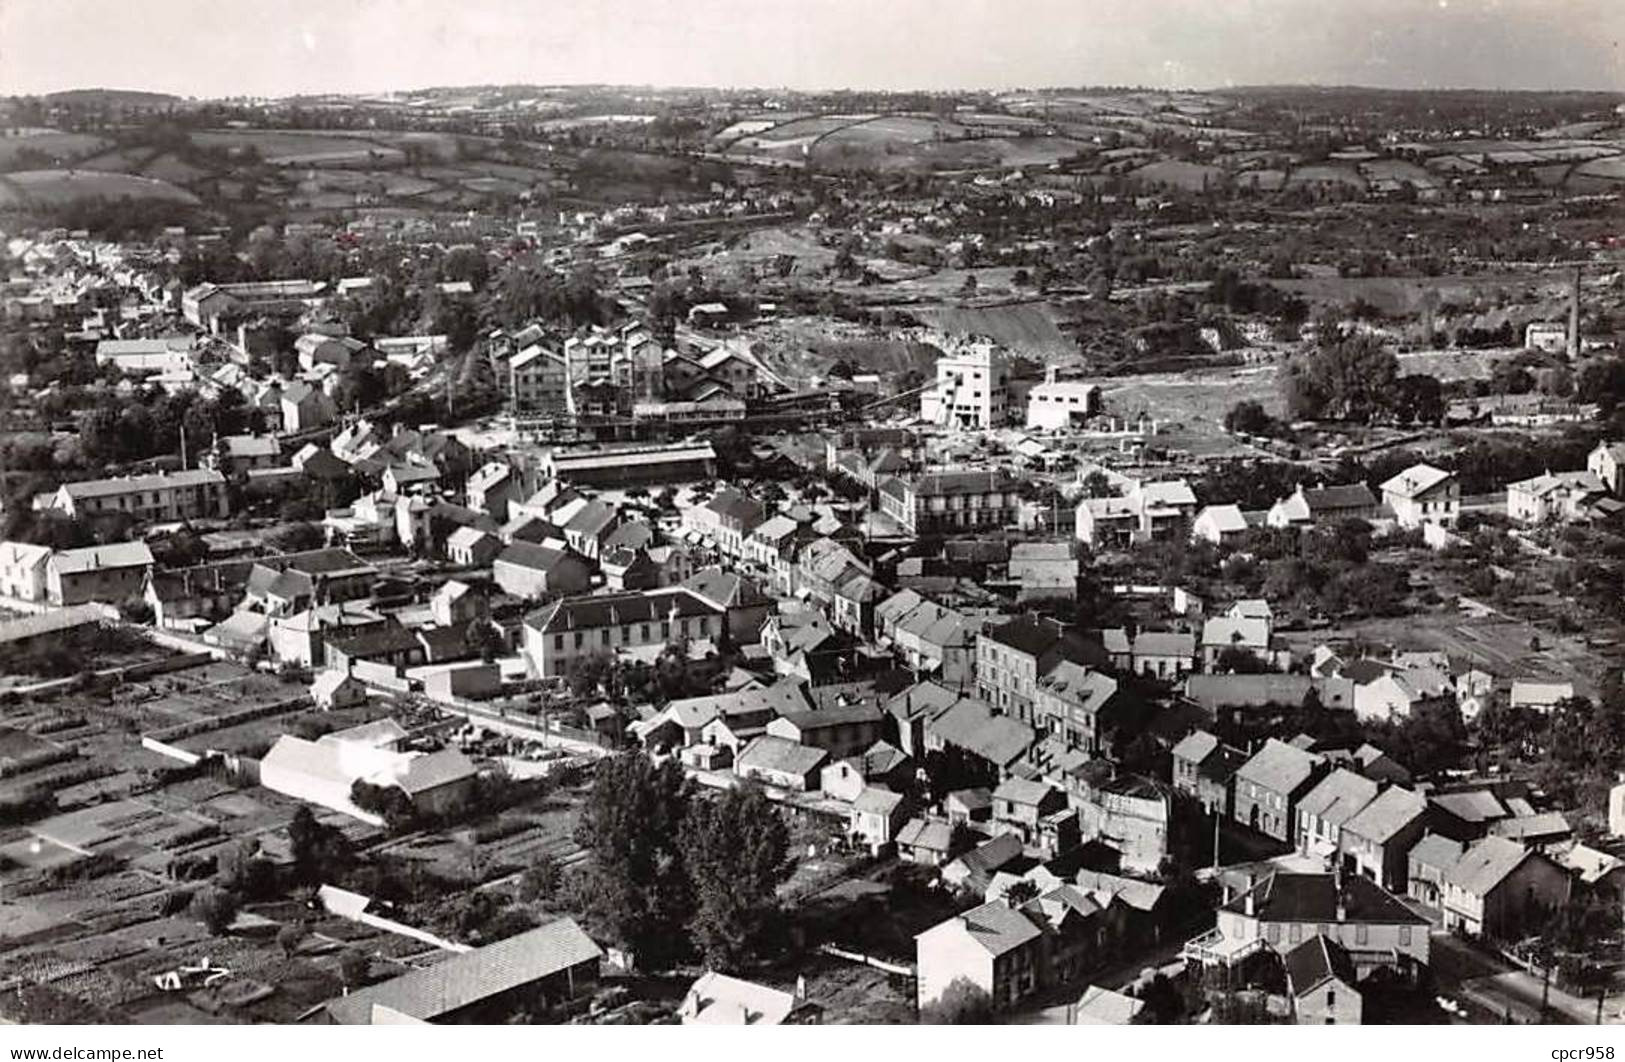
[0,0,1621,98]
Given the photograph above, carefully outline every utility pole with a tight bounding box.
[1212,805,1221,871]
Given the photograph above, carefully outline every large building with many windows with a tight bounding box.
[878,469,1018,535]
[52,469,230,522]
[975,615,1072,723]
[508,344,569,414]
[521,588,724,678]
[918,337,1009,429]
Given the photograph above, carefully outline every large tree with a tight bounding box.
[1278,334,1401,423]
[1391,374,1444,426]
[571,752,694,969]
[679,783,791,971]
[288,804,353,884]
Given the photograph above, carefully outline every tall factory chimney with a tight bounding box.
[1568,265,1582,359]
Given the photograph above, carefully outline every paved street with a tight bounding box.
[1432,933,1615,1025]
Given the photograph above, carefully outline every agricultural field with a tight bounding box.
[980,136,1091,168]
[367,130,470,160]
[1530,143,1620,162]
[73,147,157,174]
[278,156,558,208]
[461,176,527,196]
[1357,158,1437,186]
[1097,365,1283,434]
[813,136,989,171]
[1052,120,1143,144]
[724,114,869,161]
[451,160,556,183]
[676,224,836,276]
[190,129,404,167]
[713,117,796,144]
[813,129,1088,173]
[140,153,212,184]
[1130,159,1224,191]
[45,146,211,186]
[1235,169,1287,191]
[0,170,201,207]
[1275,609,1611,698]
[1394,347,1521,382]
[1272,271,1579,316]
[1573,156,1625,182]
[835,115,971,144]
[1008,90,1235,121]
[747,114,874,143]
[373,781,590,885]
[1537,120,1621,139]
[0,131,112,170]
[713,108,1133,173]
[1285,163,1366,190]
[958,111,1049,132]
[381,173,439,197]
[1426,154,1486,174]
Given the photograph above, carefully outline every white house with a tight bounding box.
[1380,464,1458,530]
[1352,668,1453,723]
[849,786,909,853]
[0,541,51,602]
[1586,441,1625,496]
[1191,504,1249,546]
[1524,322,1569,354]
[1025,379,1100,430]
[1506,470,1609,524]
[311,669,369,710]
[678,972,819,1025]
[1509,680,1574,713]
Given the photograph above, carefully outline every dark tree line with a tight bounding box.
[570,752,790,972]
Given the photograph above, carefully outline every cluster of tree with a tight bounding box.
[11,195,202,241]
[76,386,255,465]
[484,261,612,333]
[1364,700,1469,780]
[1192,459,1326,512]
[1222,399,1285,439]
[1576,355,1625,430]
[417,887,539,946]
[350,779,419,830]
[1205,268,1308,339]
[350,770,553,836]
[920,744,999,803]
[1364,429,1599,497]
[1477,676,1625,809]
[288,805,354,884]
[1549,527,1625,624]
[566,638,712,706]
[569,753,790,972]
[919,978,999,1024]
[0,330,111,388]
[1217,522,1410,621]
[1279,333,1443,425]
[178,824,307,936]
[0,623,149,680]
